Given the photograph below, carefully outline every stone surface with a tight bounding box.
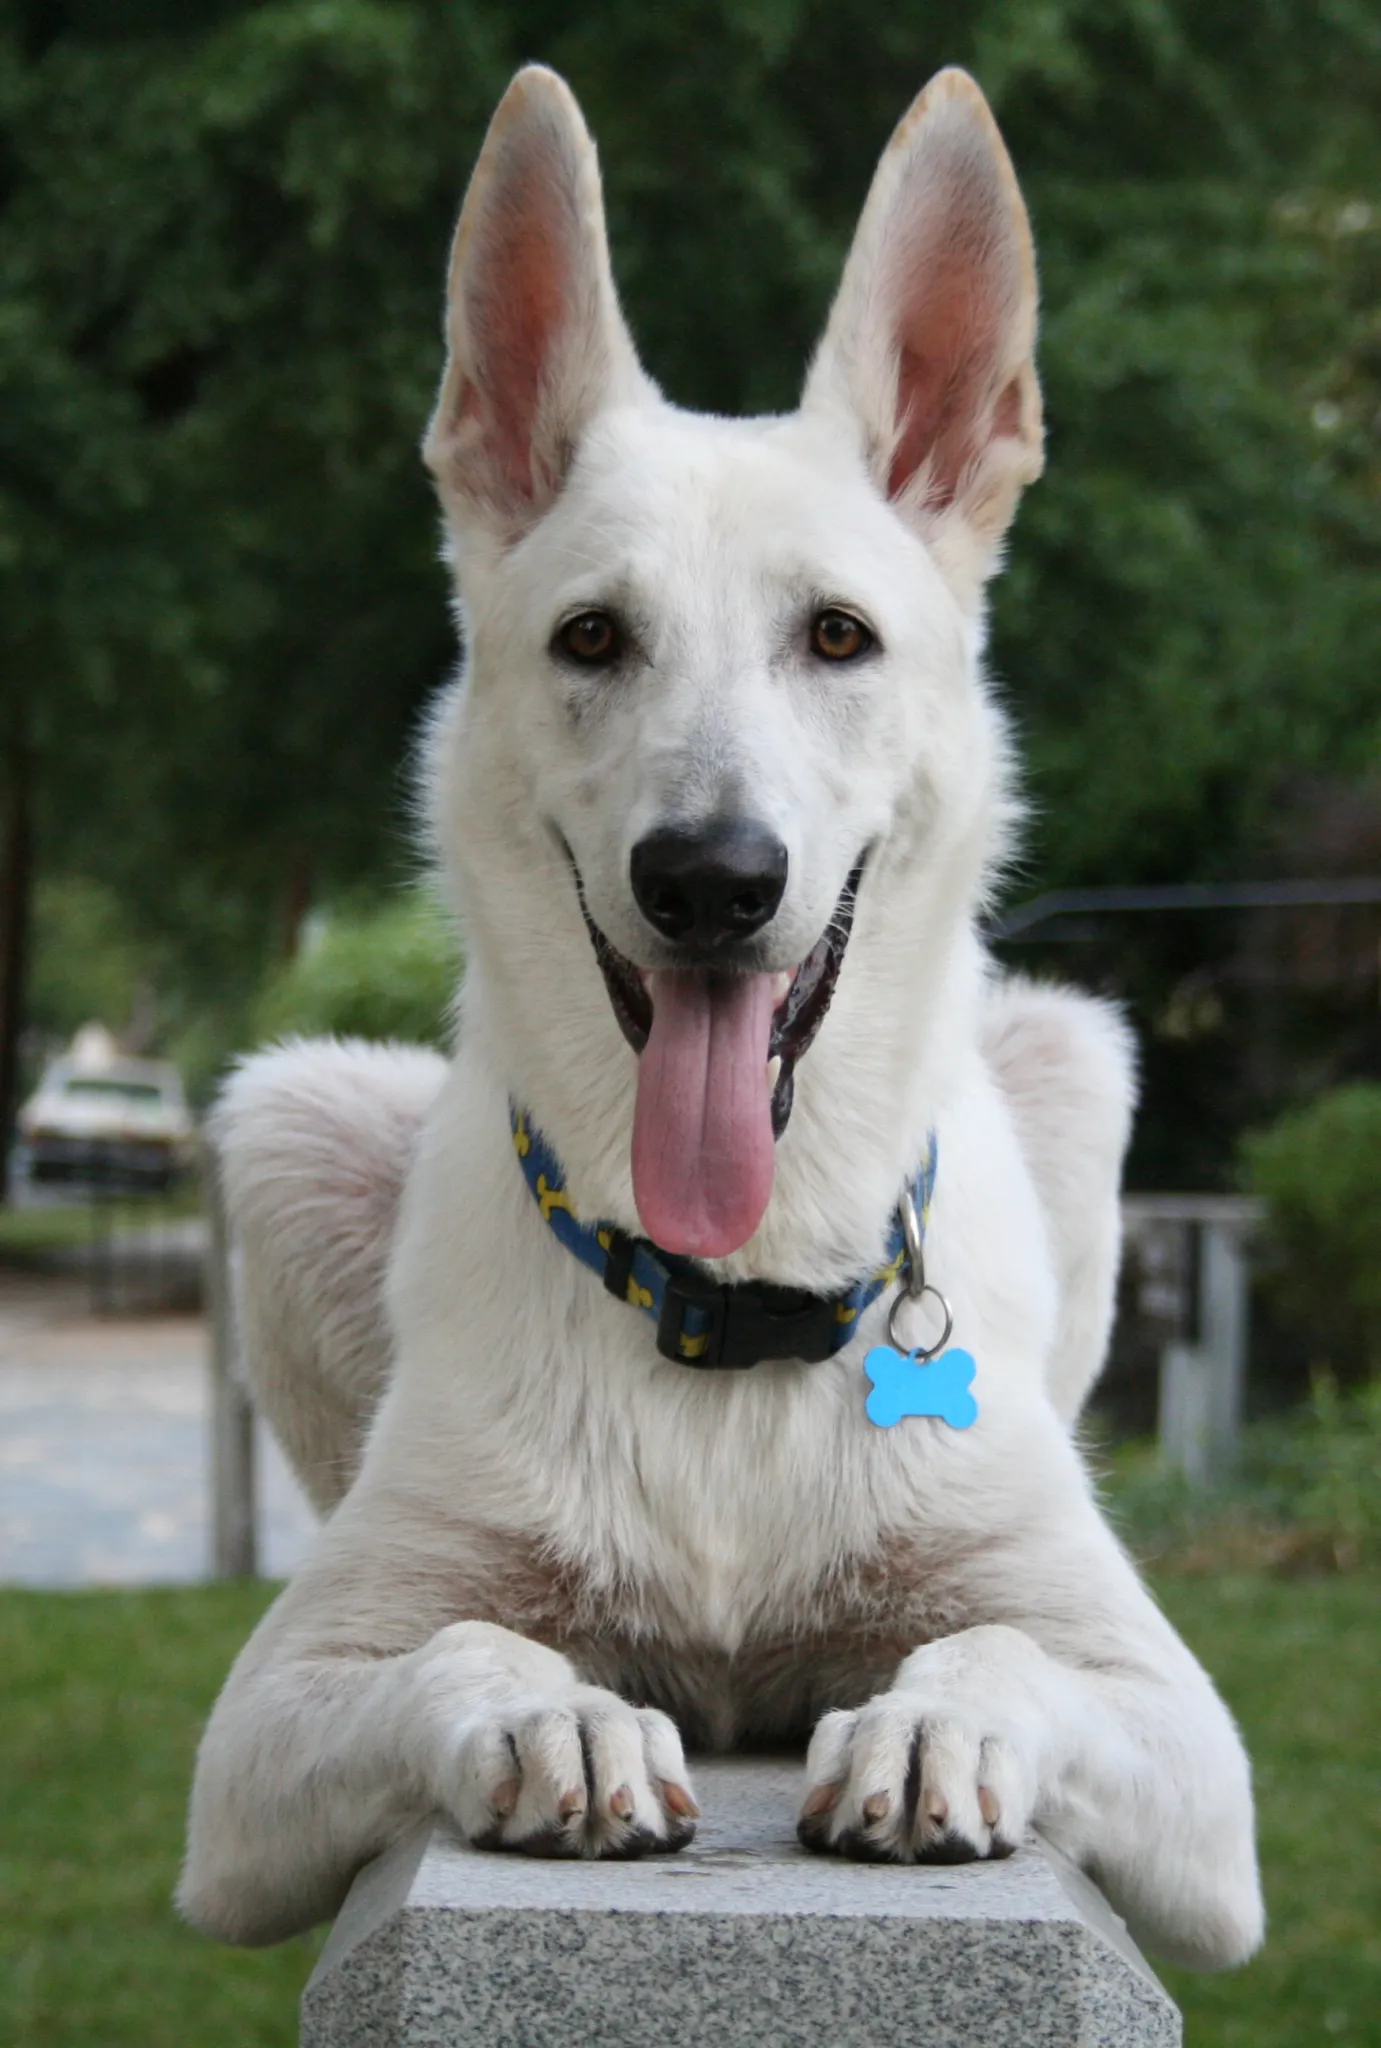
[301,1757,1180,2047]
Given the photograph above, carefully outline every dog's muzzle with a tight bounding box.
[575,857,866,1139]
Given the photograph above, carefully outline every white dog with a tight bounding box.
[180,64,1263,1970]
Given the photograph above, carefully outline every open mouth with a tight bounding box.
[575,860,866,1259]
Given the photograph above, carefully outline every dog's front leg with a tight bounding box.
[795,1467,1263,1970]
[181,1605,696,1946]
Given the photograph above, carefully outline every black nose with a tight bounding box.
[630,822,788,948]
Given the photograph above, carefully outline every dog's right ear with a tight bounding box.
[424,67,646,535]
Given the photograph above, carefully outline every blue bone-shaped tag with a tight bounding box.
[864,1344,979,1431]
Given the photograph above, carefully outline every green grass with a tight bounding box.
[1,1573,1377,2046]
[0,1583,315,2048]
[1154,1571,1381,2046]
[0,1203,108,1259]
[0,1185,203,1263]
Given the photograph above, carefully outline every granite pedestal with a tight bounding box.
[301,1757,1181,2047]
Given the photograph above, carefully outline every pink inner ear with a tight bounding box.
[889,341,973,507]
[884,210,1017,510]
[464,152,577,505]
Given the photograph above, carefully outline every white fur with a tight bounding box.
[181,65,1262,1970]
[212,1036,447,1511]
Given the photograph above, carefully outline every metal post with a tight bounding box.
[1158,1333,1213,1485]
[1200,1220,1247,1472]
[1155,1214,1250,1485]
[205,1145,258,1577]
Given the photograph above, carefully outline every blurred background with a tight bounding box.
[1,1,1378,2043]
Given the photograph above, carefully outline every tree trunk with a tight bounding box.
[282,849,311,959]
[0,736,33,1206]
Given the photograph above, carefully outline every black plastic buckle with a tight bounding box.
[655,1262,841,1371]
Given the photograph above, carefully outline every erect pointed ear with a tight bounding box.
[423,66,648,535]
[802,70,1043,588]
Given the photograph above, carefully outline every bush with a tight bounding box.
[1102,1375,1381,1574]
[255,894,459,1048]
[1241,1084,1381,1382]
[1250,1375,1381,1571]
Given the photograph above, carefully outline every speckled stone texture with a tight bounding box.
[300,1757,1181,2047]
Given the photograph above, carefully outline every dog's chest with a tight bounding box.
[448,1325,989,1742]
[554,1520,980,1748]
[530,1424,981,1748]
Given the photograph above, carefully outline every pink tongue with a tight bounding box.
[631,970,778,1258]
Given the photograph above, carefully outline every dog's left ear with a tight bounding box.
[802,70,1043,590]
[424,66,648,536]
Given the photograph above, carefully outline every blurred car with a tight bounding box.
[19,1053,196,1190]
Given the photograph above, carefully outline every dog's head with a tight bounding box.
[424,67,1041,1269]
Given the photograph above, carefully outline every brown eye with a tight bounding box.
[811,609,872,661]
[557,611,621,665]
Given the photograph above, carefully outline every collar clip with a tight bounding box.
[655,1263,841,1371]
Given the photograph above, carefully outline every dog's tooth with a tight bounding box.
[773,971,791,1005]
[767,1055,782,1091]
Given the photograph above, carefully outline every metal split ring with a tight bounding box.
[888,1187,954,1359]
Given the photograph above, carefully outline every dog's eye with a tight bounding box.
[557,611,622,665]
[811,609,873,661]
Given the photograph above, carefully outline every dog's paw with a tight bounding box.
[450,1688,697,1859]
[796,1656,1036,1865]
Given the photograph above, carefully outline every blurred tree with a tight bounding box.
[0,0,490,1182]
[26,877,148,1051]
[255,890,458,1047]
[1244,1083,1381,1382]
[0,0,1378,1189]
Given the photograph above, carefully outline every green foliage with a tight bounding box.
[255,892,458,1046]
[23,878,258,1106]
[1260,1376,1381,1571]
[1242,1085,1381,1378]
[26,879,146,1049]
[3,0,1381,1153]
[1101,1378,1381,1574]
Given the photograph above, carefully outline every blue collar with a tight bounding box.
[510,1106,937,1371]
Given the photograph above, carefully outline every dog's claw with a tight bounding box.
[801,1781,840,1819]
[798,1679,1043,1869]
[659,1778,699,1819]
[455,1692,694,1860]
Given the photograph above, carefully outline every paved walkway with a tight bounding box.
[0,1278,318,1587]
